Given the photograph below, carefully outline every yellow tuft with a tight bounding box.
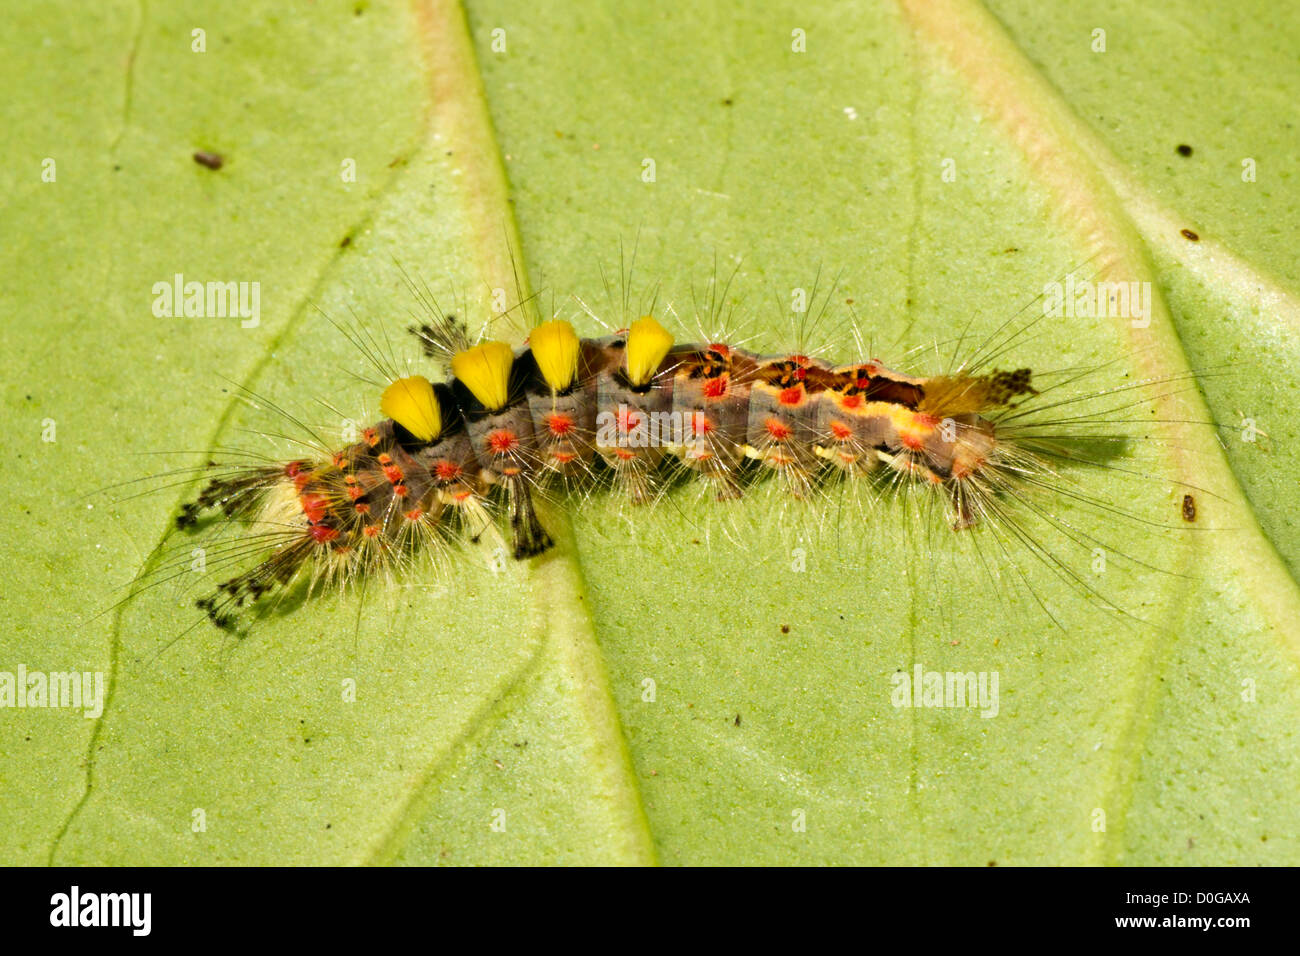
[451,340,515,411]
[625,316,673,387]
[380,375,442,442]
[530,319,581,393]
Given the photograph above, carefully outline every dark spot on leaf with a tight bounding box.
[733,713,741,727]
[1181,228,1200,241]
[1175,144,1193,157]
[781,624,790,634]
[193,150,224,170]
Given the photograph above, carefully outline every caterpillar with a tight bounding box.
[140,266,1195,637]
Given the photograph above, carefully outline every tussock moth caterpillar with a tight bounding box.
[121,258,1212,641]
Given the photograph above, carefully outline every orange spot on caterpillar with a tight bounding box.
[839,394,862,410]
[347,485,365,501]
[404,508,423,522]
[435,462,461,480]
[363,428,379,447]
[551,451,576,464]
[914,413,940,428]
[830,421,853,441]
[488,430,519,454]
[614,448,638,461]
[901,434,925,451]
[778,387,803,406]
[547,413,574,436]
[392,484,408,497]
[353,502,370,514]
[708,342,730,356]
[691,412,712,436]
[765,418,792,441]
[377,453,393,465]
[362,525,381,538]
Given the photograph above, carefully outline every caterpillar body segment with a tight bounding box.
[670,342,758,500]
[178,316,1037,629]
[526,335,607,478]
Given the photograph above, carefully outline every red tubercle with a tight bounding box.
[765,418,792,441]
[702,376,729,399]
[778,387,803,406]
[298,493,328,524]
[616,408,641,433]
[547,413,574,436]
[309,524,339,544]
[830,421,853,441]
[435,461,461,481]
[488,430,519,454]
[404,508,424,522]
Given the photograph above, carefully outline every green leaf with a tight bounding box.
[2,0,1296,865]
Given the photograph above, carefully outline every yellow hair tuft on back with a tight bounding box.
[451,340,515,411]
[625,316,673,388]
[530,320,581,393]
[380,376,442,442]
